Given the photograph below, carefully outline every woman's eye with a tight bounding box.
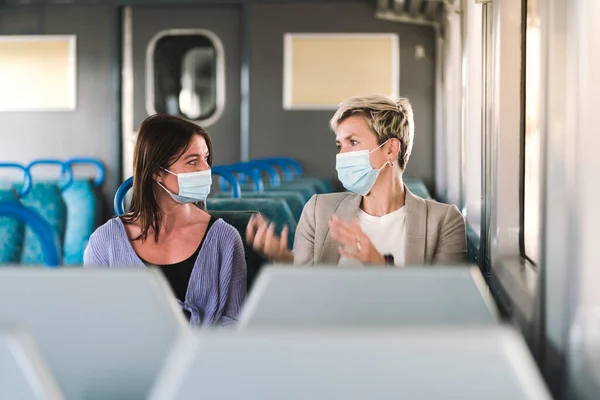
[336,146,342,152]
[188,160,197,165]
[350,140,358,146]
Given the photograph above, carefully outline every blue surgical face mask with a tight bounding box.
[157,168,212,204]
[335,140,390,195]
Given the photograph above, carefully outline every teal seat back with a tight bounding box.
[208,210,266,292]
[406,181,432,199]
[206,198,297,249]
[241,183,315,203]
[0,189,25,264]
[295,177,332,194]
[62,179,102,265]
[18,182,67,265]
[61,157,105,265]
[276,182,319,200]
[214,191,305,222]
[0,164,31,265]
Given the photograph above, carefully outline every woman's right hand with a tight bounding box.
[245,214,293,262]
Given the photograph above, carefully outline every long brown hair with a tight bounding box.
[121,114,213,242]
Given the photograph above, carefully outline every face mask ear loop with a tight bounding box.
[161,167,177,176]
[369,138,391,154]
[156,181,173,195]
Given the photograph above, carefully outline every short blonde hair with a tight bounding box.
[330,95,414,170]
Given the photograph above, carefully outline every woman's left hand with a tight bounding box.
[329,215,385,264]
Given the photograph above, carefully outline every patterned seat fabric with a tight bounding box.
[0,187,25,264]
[62,179,102,265]
[17,182,67,265]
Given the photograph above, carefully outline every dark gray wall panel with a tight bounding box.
[130,6,241,165]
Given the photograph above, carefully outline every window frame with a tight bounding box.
[145,29,225,126]
[462,0,484,234]
[520,0,542,268]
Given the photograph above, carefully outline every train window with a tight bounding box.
[146,30,225,126]
[523,0,541,264]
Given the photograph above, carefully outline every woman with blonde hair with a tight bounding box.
[246,94,466,266]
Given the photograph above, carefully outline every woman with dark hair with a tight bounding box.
[84,114,246,327]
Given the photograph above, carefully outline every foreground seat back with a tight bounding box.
[238,266,498,328]
[0,329,65,400]
[0,268,189,400]
[149,326,552,400]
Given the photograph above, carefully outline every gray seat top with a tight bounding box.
[0,267,189,400]
[149,325,551,400]
[0,328,64,400]
[238,265,498,328]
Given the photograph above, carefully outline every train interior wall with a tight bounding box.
[0,1,437,215]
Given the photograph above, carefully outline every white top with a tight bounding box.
[338,206,406,267]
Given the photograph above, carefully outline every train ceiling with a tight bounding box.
[0,0,451,33]
[376,0,449,27]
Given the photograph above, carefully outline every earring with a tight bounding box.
[387,160,395,167]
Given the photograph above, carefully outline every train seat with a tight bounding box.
[294,177,332,193]
[61,179,102,265]
[0,267,189,400]
[240,182,315,203]
[0,188,25,264]
[0,328,65,400]
[207,210,266,292]
[214,190,305,221]
[238,265,498,329]
[61,158,105,265]
[149,325,552,400]
[0,164,31,264]
[405,181,432,199]
[206,198,297,249]
[16,181,67,265]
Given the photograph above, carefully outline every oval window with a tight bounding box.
[147,30,224,125]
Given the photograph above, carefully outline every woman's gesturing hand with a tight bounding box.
[329,215,385,264]
[245,213,293,262]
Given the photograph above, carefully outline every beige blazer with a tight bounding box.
[292,188,467,266]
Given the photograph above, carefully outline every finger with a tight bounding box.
[338,246,359,260]
[280,225,289,255]
[256,213,270,227]
[264,222,277,253]
[246,215,258,244]
[330,217,357,237]
[330,223,359,246]
[253,223,268,253]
